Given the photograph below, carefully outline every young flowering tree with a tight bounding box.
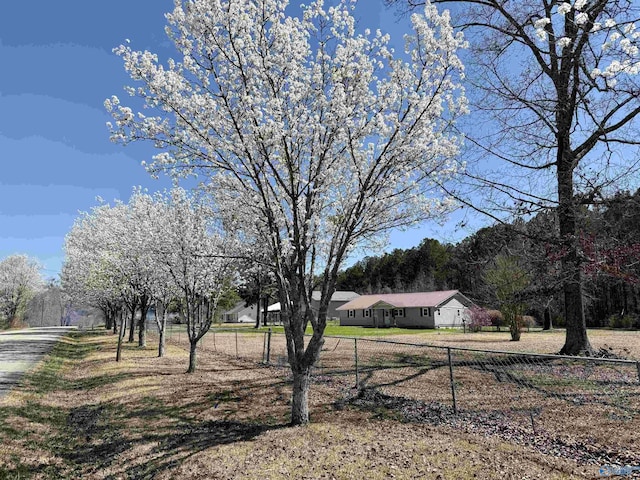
[0,254,44,326]
[387,0,640,355]
[63,202,132,360]
[151,188,238,373]
[106,0,467,424]
[467,305,492,332]
[144,197,179,358]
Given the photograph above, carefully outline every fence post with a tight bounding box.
[262,332,267,363]
[447,347,458,414]
[636,362,640,384]
[212,331,216,352]
[235,330,239,358]
[354,338,359,389]
[266,328,272,365]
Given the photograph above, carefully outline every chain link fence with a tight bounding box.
[164,325,640,458]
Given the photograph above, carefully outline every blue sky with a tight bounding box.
[0,0,469,280]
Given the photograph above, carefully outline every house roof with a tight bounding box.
[311,290,360,302]
[223,301,250,315]
[267,302,281,312]
[336,290,472,310]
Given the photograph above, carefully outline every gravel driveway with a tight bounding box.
[0,326,76,399]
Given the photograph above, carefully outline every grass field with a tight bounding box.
[0,328,637,479]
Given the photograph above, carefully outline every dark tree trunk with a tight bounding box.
[105,309,113,331]
[158,328,166,358]
[187,341,197,373]
[557,158,592,355]
[116,310,126,362]
[138,297,150,348]
[128,307,136,343]
[156,302,167,358]
[543,306,552,331]
[263,296,269,326]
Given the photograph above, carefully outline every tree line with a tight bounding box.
[337,189,640,329]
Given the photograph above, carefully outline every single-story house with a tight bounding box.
[265,291,361,323]
[222,302,258,323]
[336,290,474,328]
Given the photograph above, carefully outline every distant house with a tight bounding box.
[336,290,474,328]
[222,302,258,324]
[312,290,360,320]
[265,291,361,323]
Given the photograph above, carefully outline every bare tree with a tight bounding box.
[388,0,640,354]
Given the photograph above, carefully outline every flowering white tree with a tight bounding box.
[0,254,44,326]
[151,188,237,372]
[106,0,467,424]
[389,0,640,355]
[63,202,134,359]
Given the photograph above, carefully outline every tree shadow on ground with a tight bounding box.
[64,404,287,479]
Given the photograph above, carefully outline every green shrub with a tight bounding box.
[608,314,635,329]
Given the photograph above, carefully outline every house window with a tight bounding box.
[384,310,390,317]
[364,309,371,317]
[422,307,431,317]
[347,310,355,318]
[392,308,405,317]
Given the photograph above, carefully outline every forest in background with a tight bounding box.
[336,190,640,328]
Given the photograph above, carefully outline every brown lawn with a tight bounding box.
[1,328,637,479]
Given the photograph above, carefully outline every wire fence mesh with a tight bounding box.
[163,325,640,456]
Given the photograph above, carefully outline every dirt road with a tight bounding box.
[0,326,76,398]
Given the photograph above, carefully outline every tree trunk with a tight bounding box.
[509,313,521,341]
[254,297,261,329]
[116,310,126,362]
[104,309,113,331]
[263,297,269,326]
[128,308,136,343]
[187,341,197,373]
[543,306,552,331]
[556,159,592,355]
[157,304,167,358]
[138,301,149,348]
[290,368,311,425]
[559,274,592,354]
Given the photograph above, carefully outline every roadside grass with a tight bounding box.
[0,328,609,479]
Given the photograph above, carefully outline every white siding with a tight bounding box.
[434,297,468,327]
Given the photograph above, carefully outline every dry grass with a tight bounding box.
[0,329,634,479]
[387,328,640,358]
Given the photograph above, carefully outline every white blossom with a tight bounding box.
[557,37,572,49]
[574,0,588,11]
[575,12,589,26]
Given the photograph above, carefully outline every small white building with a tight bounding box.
[336,290,474,328]
[222,302,258,323]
